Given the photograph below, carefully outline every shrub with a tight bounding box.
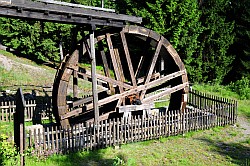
[0,134,19,166]
[230,77,250,100]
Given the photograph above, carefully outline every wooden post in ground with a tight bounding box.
[14,88,25,166]
[89,25,99,124]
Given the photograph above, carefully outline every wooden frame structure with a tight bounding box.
[0,0,189,128]
[0,0,142,125]
[0,0,141,26]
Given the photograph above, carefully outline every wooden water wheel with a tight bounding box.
[52,25,189,127]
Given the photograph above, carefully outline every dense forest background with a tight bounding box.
[0,0,249,87]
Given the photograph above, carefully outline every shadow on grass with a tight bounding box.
[48,148,116,166]
[197,138,250,165]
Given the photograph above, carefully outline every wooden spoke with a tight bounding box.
[83,70,186,111]
[120,31,137,88]
[140,36,164,99]
[78,69,133,89]
[98,43,115,94]
[106,33,124,94]
[135,37,152,79]
[142,83,189,103]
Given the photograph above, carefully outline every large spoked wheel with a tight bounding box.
[52,25,189,127]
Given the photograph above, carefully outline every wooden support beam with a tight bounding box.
[114,48,125,82]
[136,72,161,85]
[73,70,78,100]
[72,96,93,108]
[73,51,79,100]
[14,88,25,166]
[89,28,99,124]
[118,104,154,113]
[0,1,142,26]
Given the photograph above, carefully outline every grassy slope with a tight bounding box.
[0,51,249,166]
[0,50,56,92]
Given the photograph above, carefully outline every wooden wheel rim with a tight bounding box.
[52,25,189,126]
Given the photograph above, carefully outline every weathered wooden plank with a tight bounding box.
[89,30,99,124]
[54,126,58,151]
[124,118,127,142]
[72,96,93,108]
[106,34,125,95]
[118,104,154,113]
[78,70,133,89]
[100,120,103,148]
[108,119,111,146]
[116,118,120,145]
[36,0,115,12]
[1,0,142,25]
[114,48,125,83]
[93,123,96,149]
[99,44,115,94]
[142,82,188,103]
[120,31,137,88]
[14,88,25,166]
[73,70,78,100]
[51,126,55,151]
[103,120,106,147]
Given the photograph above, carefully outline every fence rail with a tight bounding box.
[26,105,237,156]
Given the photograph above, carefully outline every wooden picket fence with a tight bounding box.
[1,88,236,123]
[188,89,238,113]
[26,103,237,156]
[3,88,238,156]
[0,97,52,122]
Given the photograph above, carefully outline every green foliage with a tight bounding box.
[113,155,125,166]
[198,0,235,84]
[0,134,19,166]
[116,0,235,83]
[230,76,250,100]
[141,0,205,82]
[226,0,250,82]
[0,18,74,62]
[0,0,248,85]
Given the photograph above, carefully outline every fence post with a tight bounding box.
[14,88,25,166]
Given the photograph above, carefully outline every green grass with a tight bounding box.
[22,83,250,166]
[0,50,56,92]
[0,121,13,134]
[23,125,249,166]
